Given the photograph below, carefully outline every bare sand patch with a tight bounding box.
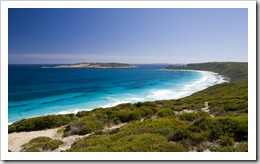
[8,128,60,152]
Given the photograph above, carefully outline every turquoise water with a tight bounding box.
[8,64,225,123]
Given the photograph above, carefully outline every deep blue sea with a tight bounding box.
[8,64,226,123]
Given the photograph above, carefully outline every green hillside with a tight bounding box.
[164,62,248,83]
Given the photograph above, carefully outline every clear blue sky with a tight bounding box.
[8,8,248,64]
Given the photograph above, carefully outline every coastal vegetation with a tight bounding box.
[8,114,75,133]
[8,62,248,152]
[164,62,248,83]
[21,137,63,152]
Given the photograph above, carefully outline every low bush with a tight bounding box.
[179,112,198,122]
[157,142,188,152]
[112,133,168,152]
[66,135,113,152]
[22,137,63,152]
[157,108,175,118]
[169,126,191,141]
[76,110,91,118]
[191,116,247,142]
[210,142,248,152]
[8,114,75,133]
[190,131,210,145]
[141,118,187,139]
[219,135,235,146]
[208,116,248,141]
[63,116,105,136]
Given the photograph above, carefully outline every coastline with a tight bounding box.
[8,64,248,152]
[8,69,227,125]
[161,69,230,82]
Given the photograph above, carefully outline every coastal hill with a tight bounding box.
[8,62,248,152]
[54,62,135,68]
[164,62,248,83]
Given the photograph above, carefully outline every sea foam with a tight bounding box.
[147,70,227,101]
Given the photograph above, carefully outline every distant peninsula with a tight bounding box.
[54,62,136,68]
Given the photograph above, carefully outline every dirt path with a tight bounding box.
[53,133,92,152]
[201,102,214,117]
[201,102,210,112]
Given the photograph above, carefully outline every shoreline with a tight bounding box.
[8,69,228,125]
[161,69,230,82]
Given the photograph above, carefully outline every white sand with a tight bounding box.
[8,128,61,152]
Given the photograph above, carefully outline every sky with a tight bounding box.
[8,8,248,64]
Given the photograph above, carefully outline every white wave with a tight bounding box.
[56,108,91,115]
[147,89,191,100]
[147,70,227,101]
[100,96,145,108]
[184,71,227,91]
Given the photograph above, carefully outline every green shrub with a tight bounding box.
[134,102,143,108]
[157,108,175,117]
[170,127,191,141]
[63,116,104,136]
[191,116,247,142]
[219,135,234,146]
[179,112,198,122]
[138,106,154,117]
[113,133,167,152]
[117,103,134,110]
[129,109,142,121]
[117,121,150,137]
[208,116,248,141]
[192,117,213,132]
[157,142,188,152]
[8,125,16,133]
[190,131,210,145]
[22,137,63,152]
[68,132,188,152]
[8,114,75,133]
[67,135,113,152]
[142,118,187,139]
[76,110,91,118]
[210,143,248,152]
[136,101,158,113]
[80,122,103,135]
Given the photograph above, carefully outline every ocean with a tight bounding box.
[8,64,226,123]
